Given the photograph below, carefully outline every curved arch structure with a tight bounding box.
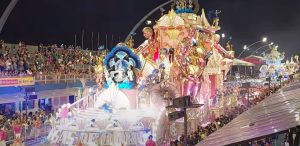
[125,0,173,42]
[0,0,19,34]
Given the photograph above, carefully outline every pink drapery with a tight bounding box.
[209,75,216,100]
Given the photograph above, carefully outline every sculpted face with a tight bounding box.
[159,48,168,60]
[142,27,153,40]
[214,34,220,43]
[188,28,196,38]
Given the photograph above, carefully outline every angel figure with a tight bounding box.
[188,0,194,9]
[226,41,233,51]
[126,36,135,48]
[136,27,159,62]
[295,55,299,64]
[179,0,186,9]
[212,17,220,30]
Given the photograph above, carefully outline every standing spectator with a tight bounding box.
[5,58,12,70]
[11,56,18,71]
[0,127,7,146]
[76,139,83,146]
[12,120,22,139]
[34,117,42,139]
[17,60,25,73]
[0,58,4,71]
[145,135,156,146]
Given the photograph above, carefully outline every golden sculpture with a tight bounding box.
[187,49,204,77]
[179,0,186,9]
[226,41,233,51]
[94,56,105,87]
[294,55,299,64]
[173,0,200,13]
[136,27,159,62]
[266,45,285,61]
[166,29,181,39]
[212,17,220,30]
[126,36,135,48]
[94,57,104,74]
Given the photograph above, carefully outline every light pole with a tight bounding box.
[278,75,282,88]
[237,37,268,58]
[266,77,271,96]
[167,96,203,146]
[145,20,152,25]
[221,33,225,46]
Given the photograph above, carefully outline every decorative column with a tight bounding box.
[34,99,39,111]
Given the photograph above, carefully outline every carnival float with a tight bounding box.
[259,44,299,80]
[46,0,236,145]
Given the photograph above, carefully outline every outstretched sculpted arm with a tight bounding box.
[136,40,149,55]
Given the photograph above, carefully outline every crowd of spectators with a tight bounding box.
[0,40,99,78]
[249,85,280,106]
[222,82,241,97]
[0,110,53,145]
[170,83,282,146]
[247,127,300,146]
[169,104,248,146]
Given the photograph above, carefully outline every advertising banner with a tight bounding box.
[0,76,34,87]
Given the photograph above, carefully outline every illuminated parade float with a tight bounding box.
[46,1,237,145]
[259,45,299,80]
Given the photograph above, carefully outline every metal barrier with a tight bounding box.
[4,122,52,145]
[73,64,92,71]
[34,74,95,84]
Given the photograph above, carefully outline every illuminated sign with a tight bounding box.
[0,76,35,87]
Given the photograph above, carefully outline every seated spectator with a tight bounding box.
[0,41,98,78]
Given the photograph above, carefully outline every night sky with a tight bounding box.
[0,0,300,58]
